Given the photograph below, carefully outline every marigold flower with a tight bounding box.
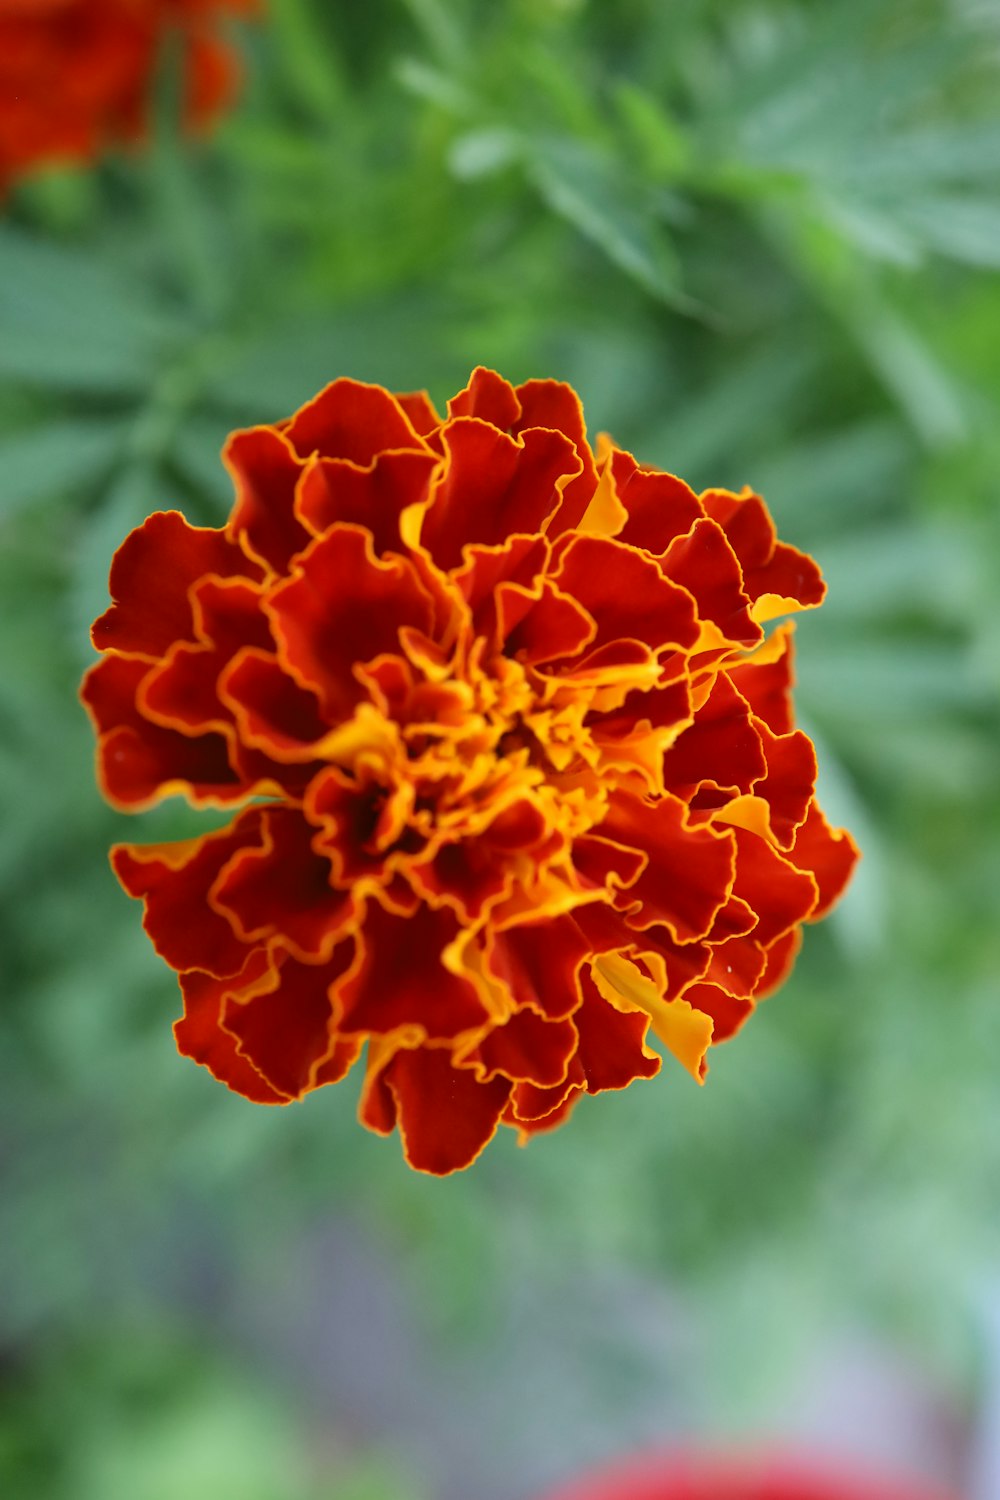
[82,367,858,1174]
[0,0,256,194]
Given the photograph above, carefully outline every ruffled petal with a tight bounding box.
[335,899,489,1039]
[211,806,359,962]
[174,954,286,1104]
[266,524,436,719]
[91,511,257,658]
[112,811,263,978]
[362,1043,512,1175]
[789,801,861,918]
[221,947,360,1099]
[82,655,248,809]
[416,418,581,572]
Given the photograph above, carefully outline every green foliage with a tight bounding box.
[1,0,999,1490]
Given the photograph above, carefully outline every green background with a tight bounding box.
[1,1,999,1495]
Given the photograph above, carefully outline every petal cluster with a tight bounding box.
[0,0,256,194]
[82,367,858,1174]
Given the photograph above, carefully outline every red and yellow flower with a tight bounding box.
[0,0,256,194]
[82,367,858,1174]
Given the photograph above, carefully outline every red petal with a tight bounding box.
[386,1046,513,1174]
[474,1009,578,1086]
[112,810,263,978]
[730,827,818,945]
[284,377,427,464]
[447,366,522,428]
[601,790,736,943]
[91,510,256,658]
[224,426,311,573]
[514,377,598,533]
[211,806,359,962]
[662,673,766,798]
[335,900,488,1039]
[661,517,761,648]
[497,579,595,665]
[454,533,549,645]
[139,576,273,735]
[703,934,767,999]
[701,489,825,611]
[222,948,359,1099]
[728,624,796,734]
[82,655,244,809]
[574,968,660,1092]
[219,647,331,758]
[552,533,699,658]
[488,913,591,1020]
[789,801,860,918]
[571,833,647,895]
[267,524,435,720]
[757,927,803,998]
[175,954,286,1104]
[395,389,442,439]
[752,718,817,847]
[607,447,704,555]
[682,981,754,1045]
[307,764,414,887]
[419,418,581,572]
[296,448,440,556]
[507,1055,586,1123]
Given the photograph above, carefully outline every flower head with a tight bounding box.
[82,367,858,1174]
[0,0,256,194]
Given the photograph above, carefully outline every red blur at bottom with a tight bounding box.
[530,1451,960,1500]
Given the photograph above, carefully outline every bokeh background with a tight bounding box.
[2,1,999,1497]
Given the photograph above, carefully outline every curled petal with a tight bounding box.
[224,426,311,574]
[573,968,660,1093]
[211,806,358,962]
[361,1043,512,1175]
[601,790,736,944]
[728,623,797,733]
[219,647,332,759]
[752,719,817,848]
[222,947,360,1099]
[267,524,436,719]
[488,913,592,1021]
[139,577,273,736]
[598,446,704,555]
[284,378,428,465]
[82,655,247,809]
[335,900,488,1039]
[91,511,257,658]
[661,517,761,650]
[175,954,285,1104]
[472,1009,578,1088]
[113,811,263,979]
[790,801,861,919]
[415,418,582,571]
[730,827,818,946]
[701,488,825,618]
[296,448,440,556]
[552,533,700,660]
[662,673,766,800]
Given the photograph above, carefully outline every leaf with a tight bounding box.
[526,136,695,312]
[895,196,1000,271]
[0,419,128,520]
[0,229,181,393]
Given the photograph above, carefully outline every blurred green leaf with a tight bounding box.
[0,228,181,392]
[0,419,127,519]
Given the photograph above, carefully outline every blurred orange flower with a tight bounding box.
[82,368,858,1174]
[0,0,256,193]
